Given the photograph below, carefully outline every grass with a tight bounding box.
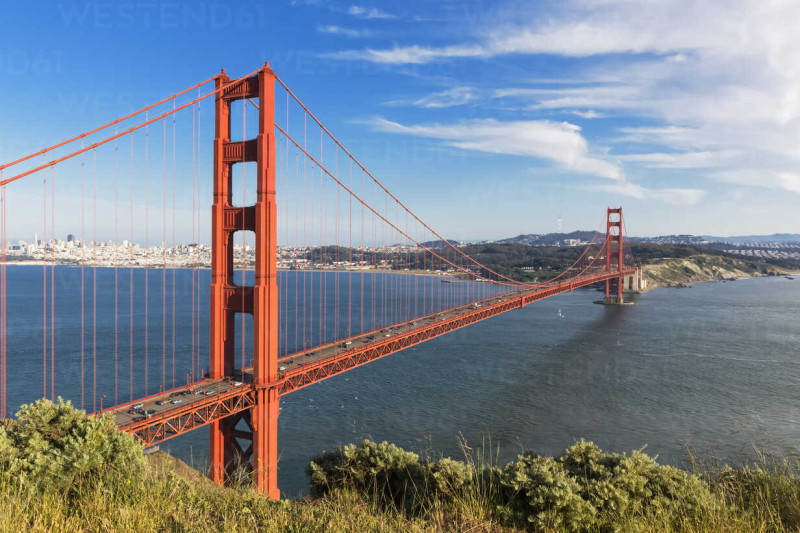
[2,399,800,532]
[0,450,510,533]
[5,445,800,532]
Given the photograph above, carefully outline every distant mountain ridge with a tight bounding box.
[486,232,800,246]
[497,231,598,246]
[700,234,800,244]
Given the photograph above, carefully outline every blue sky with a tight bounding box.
[2,0,799,240]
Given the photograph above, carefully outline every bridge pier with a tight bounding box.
[601,296,634,305]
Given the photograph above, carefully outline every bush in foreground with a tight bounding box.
[309,439,719,531]
[0,398,144,500]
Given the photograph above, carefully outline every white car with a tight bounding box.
[233,381,243,387]
[132,403,144,409]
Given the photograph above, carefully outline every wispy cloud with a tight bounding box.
[330,1,797,64]
[384,87,477,108]
[414,87,476,108]
[714,170,800,195]
[331,0,800,202]
[347,5,395,20]
[618,151,737,169]
[368,117,623,180]
[316,24,372,38]
[588,183,706,205]
[329,44,482,63]
[569,109,604,119]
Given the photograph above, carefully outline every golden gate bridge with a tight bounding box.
[0,62,637,498]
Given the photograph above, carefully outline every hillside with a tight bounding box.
[640,254,788,289]
[457,242,800,285]
[497,230,597,246]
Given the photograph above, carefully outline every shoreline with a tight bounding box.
[7,259,799,292]
[641,270,800,292]
[0,261,463,278]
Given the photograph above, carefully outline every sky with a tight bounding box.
[2,0,800,241]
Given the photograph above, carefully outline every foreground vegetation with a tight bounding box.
[4,399,800,531]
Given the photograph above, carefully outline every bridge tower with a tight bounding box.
[209,63,280,499]
[604,207,624,304]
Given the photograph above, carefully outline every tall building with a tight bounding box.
[67,234,75,243]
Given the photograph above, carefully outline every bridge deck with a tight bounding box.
[105,270,634,447]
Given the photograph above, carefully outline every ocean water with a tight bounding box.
[4,266,800,497]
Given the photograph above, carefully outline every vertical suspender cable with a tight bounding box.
[0,181,6,418]
[162,117,167,393]
[50,167,55,401]
[144,113,150,396]
[320,154,325,344]
[360,169,364,335]
[348,158,352,339]
[92,149,97,412]
[191,102,196,380]
[130,134,134,403]
[115,127,119,404]
[42,166,47,399]
[302,114,307,350]
[309,161,314,347]
[195,93,201,379]
[294,146,298,353]
[80,144,85,410]
[172,99,177,387]
[318,158,322,345]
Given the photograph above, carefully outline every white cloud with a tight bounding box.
[316,25,372,38]
[332,1,800,66]
[368,117,623,180]
[347,5,395,19]
[589,182,706,205]
[618,151,736,169]
[334,0,800,200]
[569,110,604,119]
[714,170,800,195]
[413,87,476,108]
[384,87,477,108]
[329,44,482,63]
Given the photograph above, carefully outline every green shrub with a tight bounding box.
[310,439,718,531]
[0,397,145,500]
[494,440,716,531]
[307,440,478,512]
[494,452,595,531]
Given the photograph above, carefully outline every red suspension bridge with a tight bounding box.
[0,62,638,498]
